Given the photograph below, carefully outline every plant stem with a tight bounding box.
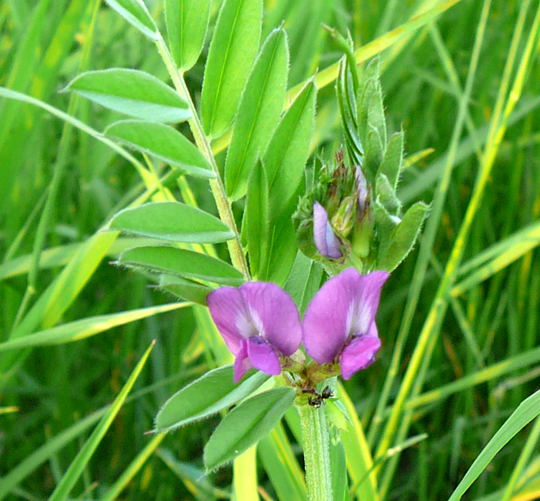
[155,37,250,279]
[298,404,333,501]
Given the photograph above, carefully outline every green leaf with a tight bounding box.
[48,341,155,501]
[358,59,386,147]
[0,303,189,353]
[265,81,316,216]
[204,387,295,471]
[284,252,323,314]
[108,202,234,243]
[246,162,269,279]
[104,0,158,40]
[379,131,404,189]
[201,0,262,137]
[155,366,269,432]
[118,246,244,285]
[375,173,401,215]
[448,391,540,501]
[373,198,399,252]
[105,120,214,179]
[378,201,429,272]
[265,220,298,286]
[225,27,289,200]
[165,0,210,71]
[158,275,210,305]
[65,69,190,123]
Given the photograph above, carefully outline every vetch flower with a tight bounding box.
[313,201,342,259]
[303,268,389,379]
[207,283,302,382]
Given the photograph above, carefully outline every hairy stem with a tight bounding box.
[298,404,333,501]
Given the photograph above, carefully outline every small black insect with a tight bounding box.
[308,395,323,408]
[306,386,333,407]
[321,386,333,399]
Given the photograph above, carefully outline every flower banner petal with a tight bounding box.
[240,282,302,356]
[303,268,388,363]
[347,270,389,337]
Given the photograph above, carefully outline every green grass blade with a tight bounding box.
[0,410,104,499]
[100,434,165,501]
[0,87,154,186]
[448,391,540,501]
[0,303,189,352]
[48,340,155,501]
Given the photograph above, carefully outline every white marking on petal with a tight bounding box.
[346,298,372,339]
[235,307,264,339]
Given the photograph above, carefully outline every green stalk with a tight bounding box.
[155,36,250,280]
[297,404,333,501]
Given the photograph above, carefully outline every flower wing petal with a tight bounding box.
[240,282,302,356]
[339,325,381,380]
[207,286,248,355]
[233,339,251,382]
[313,202,342,258]
[247,337,281,376]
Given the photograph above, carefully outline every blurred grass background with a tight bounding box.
[0,0,539,499]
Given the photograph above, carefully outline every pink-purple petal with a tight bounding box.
[233,339,251,382]
[247,337,281,376]
[313,202,342,258]
[303,271,356,363]
[346,270,389,337]
[240,282,302,356]
[303,268,389,364]
[339,330,381,380]
[207,286,247,355]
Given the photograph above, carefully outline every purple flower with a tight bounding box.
[303,268,389,379]
[207,282,302,382]
[313,202,342,258]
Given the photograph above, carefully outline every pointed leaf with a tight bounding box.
[165,0,210,71]
[375,173,401,215]
[265,219,299,286]
[225,28,289,200]
[201,0,262,136]
[159,275,210,305]
[108,202,233,243]
[373,198,399,253]
[378,201,429,271]
[284,252,323,314]
[364,127,384,179]
[65,69,190,123]
[105,120,214,179]
[379,131,404,189]
[265,81,316,216]
[105,0,158,40]
[155,366,269,432]
[118,246,244,285]
[204,388,295,471]
[358,60,386,146]
[246,162,269,279]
